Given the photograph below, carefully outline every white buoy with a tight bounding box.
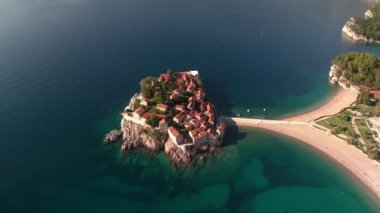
[263,108,266,112]
[247,109,250,113]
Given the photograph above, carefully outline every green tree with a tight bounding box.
[358,91,370,105]
[167,69,178,79]
[352,5,380,40]
[132,99,141,110]
[146,116,160,127]
[332,52,380,87]
[140,76,158,98]
[374,105,380,116]
[154,90,166,104]
[340,112,351,122]
[151,130,163,140]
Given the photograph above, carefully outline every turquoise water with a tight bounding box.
[1,0,380,212]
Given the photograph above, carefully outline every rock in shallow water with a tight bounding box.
[104,129,123,144]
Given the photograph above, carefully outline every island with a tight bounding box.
[104,70,226,165]
[342,5,380,43]
[102,62,380,199]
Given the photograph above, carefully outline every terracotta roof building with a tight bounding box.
[159,73,170,82]
[168,126,184,145]
[133,107,145,119]
[156,103,168,112]
[174,111,187,123]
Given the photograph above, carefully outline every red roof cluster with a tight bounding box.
[128,70,225,146]
[168,126,181,137]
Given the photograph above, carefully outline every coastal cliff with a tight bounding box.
[342,17,373,43]
[329,52,380,91]
[329,64,351,88]
[120,118,165,152]
[104,70,226,165]
[342,8,380,44]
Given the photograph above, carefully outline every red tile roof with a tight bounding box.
[187,100,195,109]
[200,131,208,137]
[190,119,200,126]
[370,90,380,98]
[159,73,170,81]
[175,104,185,110]
[156,103,168,110]
[155,114,167,119]
[135,107,145,115]
[174,111,187,122]
[168,126,181,137]
[184,121,193,128]
[142,113,152,119]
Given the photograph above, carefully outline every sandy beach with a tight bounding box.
[227,88,380,200]
[284,88,358,122]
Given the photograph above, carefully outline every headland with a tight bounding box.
[342,5,380,44]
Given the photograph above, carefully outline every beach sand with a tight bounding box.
[284,88,358,122]
[229,88,380,199]
[251,124,380,200]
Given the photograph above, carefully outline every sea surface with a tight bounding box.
[1,0,380,212]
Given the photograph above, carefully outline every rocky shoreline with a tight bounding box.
[342,9,380,44]
[329,64,351,89]
[104,96,223,166]
[103,70,226,166]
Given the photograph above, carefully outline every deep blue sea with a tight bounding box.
[1,0,380,212]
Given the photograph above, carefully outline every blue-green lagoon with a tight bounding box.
[1,0,380,212]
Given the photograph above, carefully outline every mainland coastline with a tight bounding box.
[234,51,380,200]
[227,88,380,199]
[342,5,380,44]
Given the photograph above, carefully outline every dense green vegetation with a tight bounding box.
[332,52,380,88]
[355,118,376,144]
[351,104,380,116]
[317,112,355,138]
[140,76,159,98]
[352,5,380,40]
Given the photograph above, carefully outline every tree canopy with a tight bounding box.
[352,5,380,40]
[140,76,158,98]
[332,52,380,88]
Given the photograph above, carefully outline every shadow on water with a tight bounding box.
[222,119,247,147]
[203,78,234,116]
[204,78,249,145]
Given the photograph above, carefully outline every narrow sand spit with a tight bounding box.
[226,88,380,199]
[284,88,358,122]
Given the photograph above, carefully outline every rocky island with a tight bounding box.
[104,70,226,165]
[342,5,380,44]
